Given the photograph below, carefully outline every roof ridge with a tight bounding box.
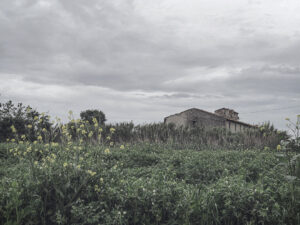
[165,108,255,127]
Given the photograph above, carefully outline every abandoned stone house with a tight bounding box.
[164,108,254,133]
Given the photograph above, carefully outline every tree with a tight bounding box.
[80,109,106,125]
[0,100,51,141]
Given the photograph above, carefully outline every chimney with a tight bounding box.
[215,108,239,120]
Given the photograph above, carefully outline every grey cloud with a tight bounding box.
[150,93,225,100]
[1,0,300,130]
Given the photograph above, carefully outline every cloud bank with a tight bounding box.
[1,0,300,129]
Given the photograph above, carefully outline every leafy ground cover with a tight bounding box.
[0,142,299,225]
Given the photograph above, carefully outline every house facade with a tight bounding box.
[164,108,254,133]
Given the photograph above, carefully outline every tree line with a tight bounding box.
[0,100,289,150]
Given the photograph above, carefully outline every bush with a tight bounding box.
[1,141,300,225]
[0,100,51,142]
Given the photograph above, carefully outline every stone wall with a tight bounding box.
[165,108,254,133]
[165,108,226,129]
[164,113,187,127]
[225,120,252,133]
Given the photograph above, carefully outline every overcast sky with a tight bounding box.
[1,0,300,130]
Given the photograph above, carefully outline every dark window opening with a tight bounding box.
[192,120,197,127]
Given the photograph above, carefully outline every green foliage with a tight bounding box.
[1,101,287,152]
[0,142,299,225]
[0,100,51,142]
[0,103,297,224]
[283,116,300,152]
[80,109,106,125]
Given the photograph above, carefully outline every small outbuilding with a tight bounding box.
[164,108,254,133]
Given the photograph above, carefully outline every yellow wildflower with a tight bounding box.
[21,135,26,140]
[27,124,32,129]
[6,138,10,142]
[82,130,87,135]
[94,184,100,192]
[100,178,104,183]
[34,116,39,121]
[110,127,116,133]
[63,162,68,167]
[33,141,37,144]
[120,145,125,150]
[76,165,81,169]
[94,185,100,192]
[79,157,83,161]
[106,136,111,140]
[88,131,93,138]
[10,125,17,133]
[110,142,114,146]
[285,118,290,121]
[26,107,32,113]
[42,128,47,132]
[87,170,96,176]
[11,139,15,143]
[277,145,281,151]
[99,128,103,132]
[80,124,84,128]
[104,148,110,154]
[51,142,58,147]
[34,161,38,165]
[37,135,42,141]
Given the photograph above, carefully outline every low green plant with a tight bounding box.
[0,110,299,225]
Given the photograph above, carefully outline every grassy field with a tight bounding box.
[0,141,299,225]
